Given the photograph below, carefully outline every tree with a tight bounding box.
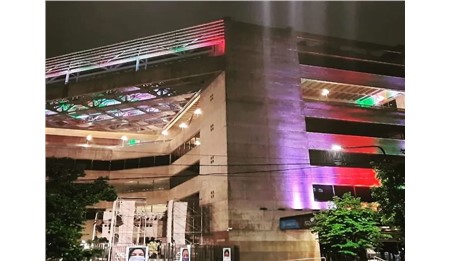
[311,193,387,261]
[46,158,117,261]
[371,159,405,256]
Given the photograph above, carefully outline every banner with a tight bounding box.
[173,201,188,245]
[126,246,148,261]
[167,200,174,244]
[223,247,231,261]
[118,200,136,243]
[180,247,191,261]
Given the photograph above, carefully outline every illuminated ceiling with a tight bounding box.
[45,73,218,137]
[301,79,405,109]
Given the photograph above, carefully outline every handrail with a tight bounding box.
[46,19,224,82]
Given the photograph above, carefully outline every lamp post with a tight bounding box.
[331,144,387,166]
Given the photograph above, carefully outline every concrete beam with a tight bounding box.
[299,64,405,91]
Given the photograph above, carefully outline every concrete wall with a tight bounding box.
[190,73,230,235]
[224,20,319,261]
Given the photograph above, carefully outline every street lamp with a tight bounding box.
[331,144,387,166]
[331,144,386,156]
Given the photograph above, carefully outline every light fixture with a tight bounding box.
[86,135,93,141]
[332,144,386,156]
[194,108,202,116]
[179,122,188,129]
[161,130,169,136]
[331,144,343,151]
[321,88,330,96]
[194,139,201,146]
[121,135,128,141]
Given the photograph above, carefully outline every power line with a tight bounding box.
[46,145,314,160]
[75,165,377,181]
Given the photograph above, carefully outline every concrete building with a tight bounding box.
[46,18,405,261]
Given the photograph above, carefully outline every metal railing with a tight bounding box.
[46,19,224,83]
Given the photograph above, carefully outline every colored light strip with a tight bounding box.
[45,20,225,80]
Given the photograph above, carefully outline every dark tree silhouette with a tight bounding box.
[46,158,117,261]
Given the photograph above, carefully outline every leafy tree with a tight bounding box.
[46,158,117,261]
[371,159,405,255]
[311,193,387,261]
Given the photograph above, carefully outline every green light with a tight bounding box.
[171,46,187,53]
[355,96,376,107]
[128,139,137,146]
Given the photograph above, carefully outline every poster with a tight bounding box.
[223,247,231,261]
[180,247,190,261]
[126,246,148,261]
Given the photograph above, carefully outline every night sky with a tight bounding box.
[46,1,405,58]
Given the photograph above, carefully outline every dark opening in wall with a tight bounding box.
[140,156,155,168]
[354,187,374,202]
[313,184,375,202]
[110,160,125,171]
[92,160,111,171]
[75,159,93,170]
[170,132,200,163]
[169,162,200,189]
[125,158,140,169]
[306,117,405,140]
[155,155,170,166]
[334,185,355,197]
[309,149,404,168]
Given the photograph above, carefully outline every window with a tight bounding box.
[313,185,334,202]
[313,184,375,202]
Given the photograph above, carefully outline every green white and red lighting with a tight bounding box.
[45,20,225,81]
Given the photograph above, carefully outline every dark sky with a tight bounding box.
[46,1,405,58]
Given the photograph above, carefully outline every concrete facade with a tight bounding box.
[224,21,320,260]
[46,19,404,261]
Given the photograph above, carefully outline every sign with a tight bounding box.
[126,246,148,261]
[279,214,314,230]
[223,247,231,261]
[180,247,190,261]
